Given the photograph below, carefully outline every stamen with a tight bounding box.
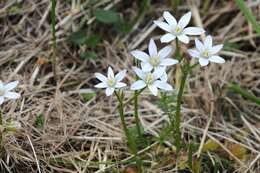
[0,89,5,96]
[107,77,115,87]
[150,56,160,67]
[145,73,154,85]
[174,26,182,35]
[202,50,210,57]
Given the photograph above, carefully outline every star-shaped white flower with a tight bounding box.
[154,11,205,44]
[131,39,179,72]
[130,67,173,96]
[95,67,127,96]
[0,81,20,105]
[188,35,225,66]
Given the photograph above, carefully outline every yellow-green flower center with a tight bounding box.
[145,73,154,85]
[107,76,115,87]
[0,89,5,96]
[150,56,160,67]
[202,50,210,57]
[174,26,182,35]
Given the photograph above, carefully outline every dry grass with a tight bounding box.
[0,0,260,172]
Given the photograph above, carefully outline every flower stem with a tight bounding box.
[0,109,3,157]
[134,91,142,138]
[51,0,58,82]
[114,91,142,172]
[175,63,189,153]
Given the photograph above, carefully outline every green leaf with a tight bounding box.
[234,0,260,35]
[82,92,96,102]
[229,83,260,105]
[85,35,101,48]
[94,10,119,24]
[80,51,97,60]
[35,114,45,128]
[115,18,133,34]
[67,30,87,45]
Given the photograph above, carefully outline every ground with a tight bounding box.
[0,0,260,172]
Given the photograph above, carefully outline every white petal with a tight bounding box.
[107,67,114,78]
[130,50,149,62]
[204,35,213,48]
[210,44,223,55]
[141,63,153,72]
[95,82,108,88]
[209,55,225,63]
[153,21,172,32]
[160,72,168,82]
[153,67,165,79]
[95,73,107,82]
[199,58,209,66]
[4,92,20,99]
[105,87,114,96]
[158,45,172,59]
[148,84,158,96]
[183,27,205,35]
[115,69,127,82]
[177,34,190,44]
[0,97,4,105]
[154,80,173,91]
[188,49,200,58]
[148,38,157,57]
[195,38,204,52]
[130,80,146,90]
[4,81,19,91]
[163,11,177,26]
[160,58,178,66]
[133,67,146,80]
[115,82,127,88]
[160,33,176,43]
[178,11,191,29]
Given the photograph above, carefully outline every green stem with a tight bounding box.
[115,91,130,139]
[114,91,142,172]
[51,0,58,81]
[134,91,142,138]
[175,64,189,153]
[122,88,145,107]
[0,110,3,157]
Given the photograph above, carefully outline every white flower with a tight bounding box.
[131,39,179,72]
[0,81,20,105]
[154,11,205,44]
[94,67,127,96]
[130,67,173,96]
[188,35,225,66]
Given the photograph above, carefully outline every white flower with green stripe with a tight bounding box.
[131,39,178,72]
[95,67,127,96]
[188,35,225,66]
[154,11,205,44]
[130,67,173,96]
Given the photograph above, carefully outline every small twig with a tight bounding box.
[27,135,41,173]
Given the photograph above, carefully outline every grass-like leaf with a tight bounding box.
[234,0,260,35]
[229,83,260,105]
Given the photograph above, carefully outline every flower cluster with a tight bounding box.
[94,11,225,96]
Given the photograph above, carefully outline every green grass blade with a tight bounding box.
[234,0,260,35]
[229,83,260,105]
